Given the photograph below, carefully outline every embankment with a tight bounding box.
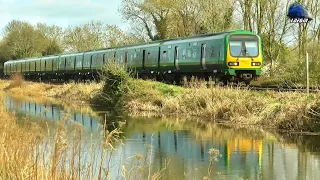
[1,66,320,132]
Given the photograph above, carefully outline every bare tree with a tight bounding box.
[119,0,172,40]
[63,21,106,52]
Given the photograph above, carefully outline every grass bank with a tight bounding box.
[0,74,102,103]
[2,62,320,132]
[94,61,320,132]
[125,80,320,132]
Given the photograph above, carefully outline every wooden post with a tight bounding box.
[306,51,309,95]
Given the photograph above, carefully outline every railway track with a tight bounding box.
[2,77,319,93]
[244,85,319,93]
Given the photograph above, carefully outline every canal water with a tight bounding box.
[4,94,320,180]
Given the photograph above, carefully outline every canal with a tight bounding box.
[4,94,320,180]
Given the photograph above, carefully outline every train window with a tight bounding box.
[210,46,215,58]
[187,49,191,58]
[162,51,167,60]
[229,41,243,57]
[147,52,150,62]
[120,55,123,63]
[182,49,186,59]
[192,48,197,59]
[244,41,258,56]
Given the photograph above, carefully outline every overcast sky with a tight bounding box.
[0,0,129,36]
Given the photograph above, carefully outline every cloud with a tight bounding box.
[0,0,129,34]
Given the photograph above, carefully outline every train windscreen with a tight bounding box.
[229,35,259,57]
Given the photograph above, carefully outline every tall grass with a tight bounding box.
[0,77,102,103]
[127,79,320,132]
[0,92,174,179]
[4,73,24,90]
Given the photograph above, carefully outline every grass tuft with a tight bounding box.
[4,73,24,90]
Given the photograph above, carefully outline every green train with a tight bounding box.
[3,30,263,84]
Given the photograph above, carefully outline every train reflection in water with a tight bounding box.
[4,95,102,131]
[117,129,263,179]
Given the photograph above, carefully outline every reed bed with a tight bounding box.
[0,93,170,180]
[0,74,102,102]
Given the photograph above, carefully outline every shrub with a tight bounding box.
[98,60,133,108]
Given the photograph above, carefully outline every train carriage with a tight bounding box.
[159,34,225,77]
[3,30,263,84]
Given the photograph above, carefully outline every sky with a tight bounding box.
[0,0,129,37]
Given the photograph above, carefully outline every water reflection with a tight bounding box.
[5,95,102,132]
[4,94,320,180]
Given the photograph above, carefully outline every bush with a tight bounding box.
[98,60,133,108]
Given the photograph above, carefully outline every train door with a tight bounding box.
[73,56,76,71]
[125,52,128,64]
[142,50,146,70]
[158,47,161,68]
[201,43,207,70]
[44,59,47,73]
[218,43,222,66]
[90,55,93,71]
[103,54,106,65]
[64,58,67,72]
[174,46,180,70]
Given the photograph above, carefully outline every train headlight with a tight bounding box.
[228,62,239,66]
[251,62,261,66]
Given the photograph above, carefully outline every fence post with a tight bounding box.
[306,51,309,95]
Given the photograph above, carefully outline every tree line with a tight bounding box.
[0,0,320,84]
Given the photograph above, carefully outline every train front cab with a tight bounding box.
[225,32,262,83]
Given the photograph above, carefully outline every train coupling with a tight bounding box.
[240,73,253,80]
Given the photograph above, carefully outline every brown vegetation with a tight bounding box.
[0,76,102,103]
[0,92,170,179]
[2,67,320,132]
